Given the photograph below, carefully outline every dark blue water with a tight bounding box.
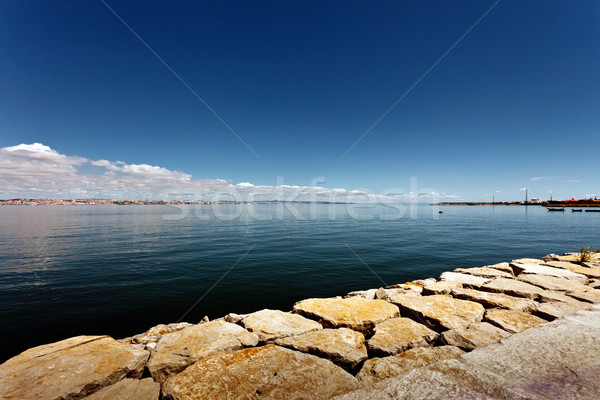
[1,204,598,362]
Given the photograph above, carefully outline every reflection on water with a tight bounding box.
[0,204,598,362]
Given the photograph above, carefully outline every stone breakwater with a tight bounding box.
[2,252,600,399]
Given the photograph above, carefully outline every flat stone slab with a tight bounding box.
[511,258,544,265]
[385,281,428,295]
[421,280,462,295]
[367,318,438,356]
[83,378,159,400]
[567,289,600,303]
[544,261,600,279]
[356,345,465,385]
[441,322,511,350]
[274,328,367,371]
[148,320,259,383]
[451,287,538,312]
[543,253,582,262]
[387,278,436,289]
[123,322,193,346]
[0,336,149,400]
[533,301,591,321]
[517,273,591,292]
[480,278,579,303]
[293,297,399,334]
[511,262,588,283]
[345,288,378,299]
[454,267,514,279]
[483,262,515,274]
[582,261,600,269]
[439,271,490,287]
[388,294,485,332]
[162,344,360,400]
[240,309,323,342]
[484,308,546,333]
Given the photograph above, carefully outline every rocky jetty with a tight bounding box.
[2,252,600,399]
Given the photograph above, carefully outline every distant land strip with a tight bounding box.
[0,199,354,206]
[436,201,600,207]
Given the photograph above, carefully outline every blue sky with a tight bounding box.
[1,1,599,201]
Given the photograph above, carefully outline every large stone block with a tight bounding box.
[511,262,588,282]
[517,274,590,292]
[293,297,399,334]
[454,266,513,279]
[480,278,579,303]
[274,328,367,371]
[441,322,511,350]
[240,309,323,342]
[484,308,546,334]
[147,320,259,383]
[451,287,538,311]
[367,317,438,356]
[439,271,490,287]
[356,345,465,385]
[162,345,360,400]
[83,378,159,400]
[388,294,485,332]
[0,335,149,400]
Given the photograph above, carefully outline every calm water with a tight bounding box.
[1,203,598,362]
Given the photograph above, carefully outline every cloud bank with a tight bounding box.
[0,143,457,202]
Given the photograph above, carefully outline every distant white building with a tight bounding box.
[530,197,541,204]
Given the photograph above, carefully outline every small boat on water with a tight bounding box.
[547,207,565,212]
[572,209,583,212]
[585,209,600,212]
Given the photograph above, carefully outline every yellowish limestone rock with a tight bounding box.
[441,322,511,350]
[147,320,259,383]
[533,301,591,321]
[480,278,580,304]
[162,345,360,400]
[482,262,515,275]
[293,297,399,334]
[356,346,465,384]
[543,261,600,279]
[439,271,491,287]
[240,309,323,342]
[567,289,600,304]
[0,336,149,400]
[484,308,546,333]
[517,273,590,292]
[82,378,159,400]
[453,267,513,279]
[387,294,485,332]
[422,280,462,295]
[511,262,588,282]
[451,287,538,312]
[367,317,438,356]
[274,328,367,371]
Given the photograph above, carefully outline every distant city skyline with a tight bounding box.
[1,1,598,201]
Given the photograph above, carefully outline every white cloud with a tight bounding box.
[0,143,463,203]
[91,159,124,172]
[121,163,191,181]
[5,143,53,153]
[530,176,558,182]
[2,142,87,167]
[0,143,195,198]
